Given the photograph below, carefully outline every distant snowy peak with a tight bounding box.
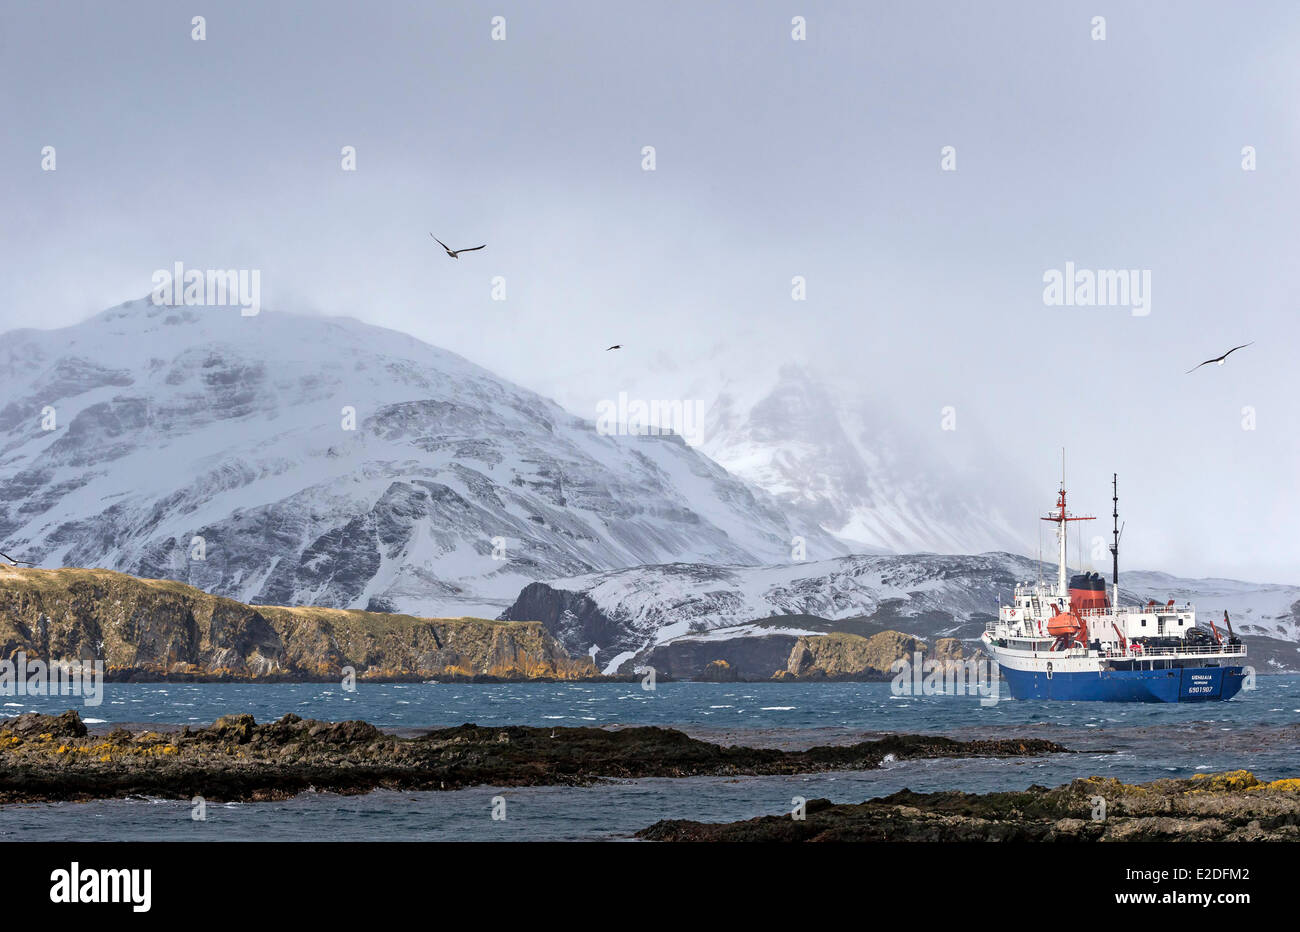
[699,363,1027,555]
[0,297,840,616]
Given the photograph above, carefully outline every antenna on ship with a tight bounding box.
[1110,473,1119,586]
[1036,517,1043,589]
[1109,473,1125,606]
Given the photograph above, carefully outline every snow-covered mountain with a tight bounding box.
[501,554,1300,673]
[0,297,841,616]
[551,351,1032,557]
[503,553,1040,671]
[699,364,1030,554]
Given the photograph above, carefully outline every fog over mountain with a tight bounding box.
[2,1,1297,580]
[643,358,1034,556]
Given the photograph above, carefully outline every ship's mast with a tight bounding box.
[1055,449,1066,595]
[1041,451,1094,600]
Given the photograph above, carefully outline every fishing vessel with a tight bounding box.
[982,472,1247,702]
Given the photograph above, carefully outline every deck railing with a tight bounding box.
[1078,604,1195,617]
[984,619,1246,657]
[1097,642,1246,658]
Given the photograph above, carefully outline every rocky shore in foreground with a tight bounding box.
[637,770,1300,841]
[0,710,1067,804]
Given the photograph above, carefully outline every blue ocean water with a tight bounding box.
[5,677,1297,732]
[2,677,1297,841]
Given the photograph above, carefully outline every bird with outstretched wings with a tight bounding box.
[1186,342,1253,373]
[430,234,486,259]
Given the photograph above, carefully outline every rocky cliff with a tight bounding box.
[776,631,968,680]
[0,566,594,679]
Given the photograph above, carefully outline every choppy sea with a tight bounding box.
[2,678,1297,840]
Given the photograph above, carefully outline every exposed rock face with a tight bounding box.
[777,631,969,680]
[0,566,593,679]
[500,583,620,663]
[637,770,1300,842]
[637,633,801,680]
[258,602,590,679]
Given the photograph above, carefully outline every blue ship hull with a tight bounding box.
[1001,664,1246,702]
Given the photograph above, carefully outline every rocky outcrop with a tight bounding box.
[638,633,800,680]
[695,659,740,682]
[499,582,623,665]
[776,631,969,680]
[637,770,1300,842]
[0,710,1068,804]
[0,710,88,739]
[0,566,594,680]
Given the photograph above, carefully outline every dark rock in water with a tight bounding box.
[0,710,1068,805]
[636,770,1300,842]
[0,709,88,739]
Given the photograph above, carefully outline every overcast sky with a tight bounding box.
[2,1,1298,581]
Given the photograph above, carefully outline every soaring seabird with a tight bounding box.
[605,344,621,351]
[1186,342,1253,373]
[430,234,486,259]
[0,551,31,566]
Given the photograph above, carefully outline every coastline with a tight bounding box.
[5,709,1295,842]
[0,709,1067,805]
[638,771,1300,842]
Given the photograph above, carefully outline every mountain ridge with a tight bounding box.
[0,297,841,616]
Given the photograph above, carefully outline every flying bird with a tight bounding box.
[1186,342,1253,374]
[0,551,31,566]
[605,344,621,351]
[430,234,486,259]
